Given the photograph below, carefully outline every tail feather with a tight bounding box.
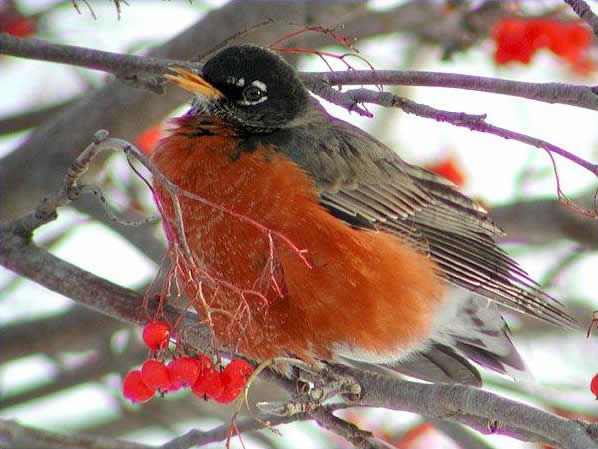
[381,291,532,385]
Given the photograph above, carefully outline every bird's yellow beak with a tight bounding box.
[164,67,223,99]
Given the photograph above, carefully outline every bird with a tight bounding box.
[151,44,576,386]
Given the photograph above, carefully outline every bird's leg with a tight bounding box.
[257,362,362,417]
[305,363,362,403]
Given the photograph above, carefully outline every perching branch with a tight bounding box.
[1,132,595,449]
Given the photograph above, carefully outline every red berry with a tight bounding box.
[591,374,598,399]
[214,386,242,403]
[215,359,253,403]
[493,19,539,65]
[223,359,252,386]
[196,354,213,373]
[165,360,184,392]
[192,368,224,399]
[3,17,36,37]
[123,369,155,402]
[168,357,200,387]
[140,359,171,391]
[142,321,170,350]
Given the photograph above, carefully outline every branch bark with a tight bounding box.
[0,1,365,220]
[1,216,594,449]
[563,0,598,36]
[2,3,597,448]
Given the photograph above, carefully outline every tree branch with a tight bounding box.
[0,418,152,449]
[313,85,598,194]
[2,34,597,112]
[492,191,598,247]
[0,1,364,222]
[350,368,595,449]
[0,99,77,136]
[563,0,598,36]
[301,70,598,111]
[0,33,188,78]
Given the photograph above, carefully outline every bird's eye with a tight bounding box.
[243,85,265,103]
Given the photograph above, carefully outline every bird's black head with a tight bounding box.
[167,45,311,132]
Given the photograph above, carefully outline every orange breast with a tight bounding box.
[151,117,446,363]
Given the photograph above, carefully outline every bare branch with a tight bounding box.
[301,70,598,111]
[350,368,596,449]
[0,99,76,136]
[427,419,496,449]
[2,34,597,112]
[1,346,145,409]
[492,191,598,247]
[0,418,151,449]
[1,307,124,362]
[0,33,189,79]
[314,86,598,211]
[563,0,598,36]
[309,407,374,449]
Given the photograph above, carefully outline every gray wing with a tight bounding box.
[272,110,576,329]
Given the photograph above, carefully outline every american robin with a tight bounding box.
[152,44,576,386]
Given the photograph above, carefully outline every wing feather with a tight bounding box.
[271,110,576,328]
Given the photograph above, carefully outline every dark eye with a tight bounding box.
[243,85,264,102]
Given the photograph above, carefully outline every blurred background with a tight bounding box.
[1,1,597,448]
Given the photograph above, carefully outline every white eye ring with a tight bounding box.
[238,80,268,106]
[243,85,264,102]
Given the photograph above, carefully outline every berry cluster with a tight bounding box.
[493,18,595,74]
[0,4,36,38]
[122,321,253,404]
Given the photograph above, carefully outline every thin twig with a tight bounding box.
[312,86,598,216]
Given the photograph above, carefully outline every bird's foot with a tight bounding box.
[255,359,361,417]
[303,365,362,403]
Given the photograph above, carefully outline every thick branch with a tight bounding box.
[1,346,146,410]
[0,229,205,347]
[2,307,125,362]
[0,99,76,136]
[351,368,595,449]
